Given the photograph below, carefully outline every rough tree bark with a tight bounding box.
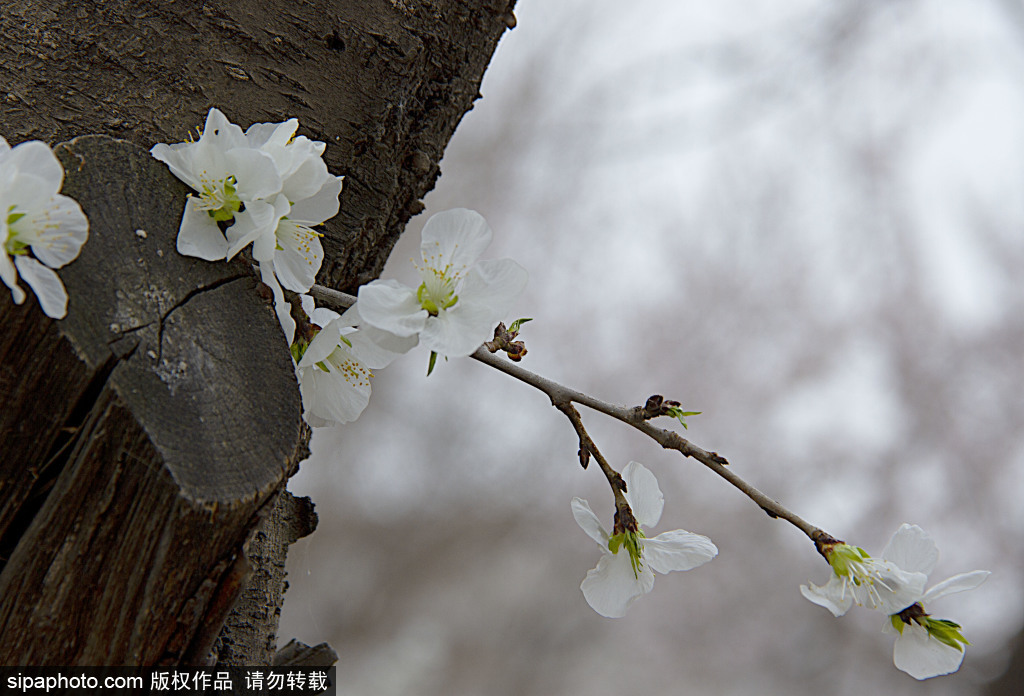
[0,0,516,666]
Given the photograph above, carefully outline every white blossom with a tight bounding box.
[294,296,413,427]
[153,108,344,342]
[150,108,282,261]
[800,541,928,617]
[571,461,718,618]
[0,137,89,318]
[879,524,990,680]
[357,208,528,358]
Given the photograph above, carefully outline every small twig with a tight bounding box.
[471,347,823,541]
[309,283,825,543]
[553,401,630,516]
[309,284,355,311]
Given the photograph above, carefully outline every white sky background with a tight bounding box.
[282,2,1024,693]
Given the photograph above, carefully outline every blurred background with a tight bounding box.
[280,2,1024,693]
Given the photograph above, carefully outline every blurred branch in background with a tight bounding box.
[284,2,1024,694]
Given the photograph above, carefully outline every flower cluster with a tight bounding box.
[802,524,989,679]
[152,113,528,427]
[0,138,89,318]
[295,208,528,426]
[572,461,717,617]
[151,108,342,343]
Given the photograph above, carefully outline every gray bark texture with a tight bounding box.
[0,0,515,666]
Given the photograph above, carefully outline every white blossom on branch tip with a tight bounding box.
[356,208,529,359]
[802,524,989,680]
[800,541,927,617]
[0,137,89,319]
[880,524,989,680]
[571,461,718,618]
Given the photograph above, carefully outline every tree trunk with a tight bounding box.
[0,0,516,292]
[0,0,515,666]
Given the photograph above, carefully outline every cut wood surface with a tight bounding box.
[0,135,306,665]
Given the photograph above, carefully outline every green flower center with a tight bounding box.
[416,265,460,316]
[827,544,872,583]
[195,174,242,222]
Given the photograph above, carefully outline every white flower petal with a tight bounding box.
[282,154,329,203]
[580,550,654,618]
[226,197,285,262]
[357,279,427,337]
[457,257,529,319]
[643,529,718,574]
[14,255,68,318]
[299,319,344,367]
[288,174,343,226]
[150,141,206,190]
[344,328,402,370]
[420,208,493,273]
[862,564,928,615]
[274,223,324,293]
[5,141,63,202]
[224,148,283,202]
[260,261,295,344]
[922,570,990,603]
[300,294,318,321]
[177,196,228,261]
[244,118,298,149]
[892,623,965,680]
[0,245,26,305]
[309,306,340,329]
[800,576,854,617]
[419,301,495,357]
[299,360,371,426]
[203,108,247,144]
[13,193,89,268]
[882,524,939,577]
[571,497,609,549]
[360,322,418,356]
[152,109,243,190]
[621,461,664,528]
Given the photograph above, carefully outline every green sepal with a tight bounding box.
[4,237,28,256]
[608,530,645,578]
[426,350,438,376]
[665,406,702,429]
[508,317,533,333]
[290,340,308,364]
[890,614,906,635]
[924,617,969,652]
[6,210,25,226]
[827,543,871,579]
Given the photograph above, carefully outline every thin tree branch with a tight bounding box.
[553,401,631,519]
[309,283,826,543]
